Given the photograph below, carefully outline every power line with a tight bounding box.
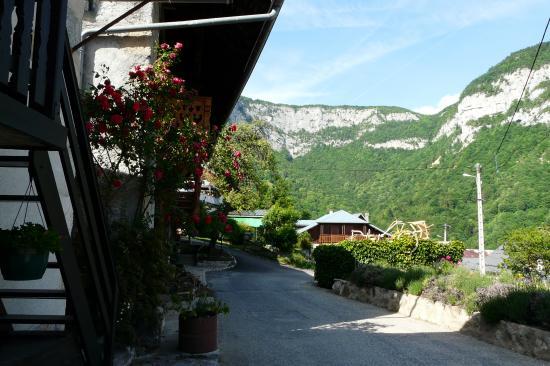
[302,166,458,173]
[494,17,550,163]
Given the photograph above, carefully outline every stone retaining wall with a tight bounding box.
[332,279,550,361]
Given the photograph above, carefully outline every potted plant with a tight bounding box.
[175,294,229,354]
[0,223,61,281]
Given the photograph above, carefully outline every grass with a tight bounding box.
[278,250,315,270]
[349,263,435,293]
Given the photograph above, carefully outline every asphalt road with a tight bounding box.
[207,249,546,366]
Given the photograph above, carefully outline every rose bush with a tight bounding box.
[84,42,243,225]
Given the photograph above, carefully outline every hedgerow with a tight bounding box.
[340,236,464,268]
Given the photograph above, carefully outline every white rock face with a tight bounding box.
[241,104,379,133]
[385,112,419,121]
[365,138,428,150]
[233,62,550,156]
[436,65,550,145]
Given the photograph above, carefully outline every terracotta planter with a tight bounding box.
[178,314,218,354]
[0,248,49,281]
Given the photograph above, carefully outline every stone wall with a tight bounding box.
[332,279,550,361]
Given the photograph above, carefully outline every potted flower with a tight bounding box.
[0,223,61,281]
[176,294,229,353]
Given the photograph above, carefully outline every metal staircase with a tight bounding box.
[0,1,118,365]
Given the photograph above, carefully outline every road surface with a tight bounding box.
[208,249,544,366]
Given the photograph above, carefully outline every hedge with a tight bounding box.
[312,245,355,288]
[340,237,465,268]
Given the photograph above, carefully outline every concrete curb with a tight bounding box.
[332,279,550,361]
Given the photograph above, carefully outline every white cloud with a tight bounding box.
[244,0,548,104]
[414,94,459,115]
[244,37,416,104]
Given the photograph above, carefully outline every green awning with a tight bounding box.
[232,217,263,228]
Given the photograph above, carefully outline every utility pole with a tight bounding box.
[475,163,486,275]
[443,223,450,243]
[462,163,486,275]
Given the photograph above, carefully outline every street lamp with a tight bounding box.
[463,163,486,275]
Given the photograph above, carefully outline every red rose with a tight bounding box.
[85,122,94,133]
[224,224,233,233]
[143,108,153,121]
[160,43,169,50]
[132,102,140,112]
[233,150,241,158]
[232,160,240,170]
[98,123,107,134]
[110,114,123,125]
[112,179,122,189]
[169,52,176,59]
[153,169,164,181]
[224,170,231,178]
[205,215,212,225]
[230,123,237,132]
[195,167,203,177]
[96,94,109,111]
[154,120,162,130]
[174,42,183,50]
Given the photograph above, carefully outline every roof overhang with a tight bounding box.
[160,0,284,128]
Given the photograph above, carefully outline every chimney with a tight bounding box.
[364,212,369,222]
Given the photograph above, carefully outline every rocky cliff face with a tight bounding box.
[229,45,550,158]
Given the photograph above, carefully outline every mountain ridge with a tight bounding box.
[229,42,550,248]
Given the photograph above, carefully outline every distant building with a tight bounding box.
[297,210,389,244]
[228,209,268,229]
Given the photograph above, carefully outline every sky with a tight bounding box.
[242,0,550,114]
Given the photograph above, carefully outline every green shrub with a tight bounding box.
[261,204,300,253]
[341,237,465,268]
[296,231,313,252]
[312,245,355,288]
[278,250,315,269]
[226,219,245,245]
[110,220,174,346]
[503,226,549,280]
[349,263,434,294]
[480,289,550,330]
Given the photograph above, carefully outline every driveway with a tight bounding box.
[207,249,545,366]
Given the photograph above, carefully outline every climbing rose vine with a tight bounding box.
[84,42,243,219]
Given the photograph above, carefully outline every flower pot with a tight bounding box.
[0,248,49,281]
[178,314,217,354]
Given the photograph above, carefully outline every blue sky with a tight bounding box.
[242,0,550,114]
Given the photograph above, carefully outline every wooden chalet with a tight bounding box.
[298,210,389,244]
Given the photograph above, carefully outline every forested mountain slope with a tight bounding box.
[229,43,550,248]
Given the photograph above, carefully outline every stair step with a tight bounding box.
[0,156,29,168]
[0,289,66,299]
[0,194,40,201]
[0,314,72,324]
[1,330,67,337]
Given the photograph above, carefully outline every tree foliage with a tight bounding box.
[260,203,300,253]
[208,122,281,211]
[503,226,549,280]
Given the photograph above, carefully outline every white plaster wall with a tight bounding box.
[81,1,158,89]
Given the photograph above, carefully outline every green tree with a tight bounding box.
[503,226,549,280]
[208,122,280,211]
[261,204,300,253]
